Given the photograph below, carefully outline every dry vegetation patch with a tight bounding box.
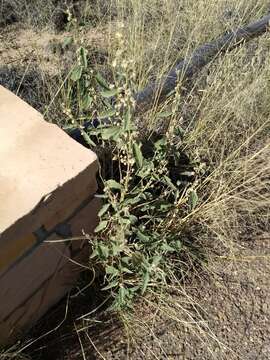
[0,0,270,359]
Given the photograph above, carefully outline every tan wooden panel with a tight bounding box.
[0,238,69,321]
[0,256,79,344]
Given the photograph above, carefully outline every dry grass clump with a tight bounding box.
[110,0,270,240]
[100,0,270,249]
[108,0,270,89]
[0,0,57,28]
[181,39,270,250]
[0,0,114,30]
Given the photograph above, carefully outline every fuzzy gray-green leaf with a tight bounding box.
[189,190,198,210]
[106,179,122,190]
[94,220,108,233]
[101,127,120,140]
[141,271,150,294]
[100,89,118,98]
[71,65,83,81]
[95,72,110,90]
[133,142,143,169]
[81,130,96,147]
[98,203,110,218]
[82,93,92,110]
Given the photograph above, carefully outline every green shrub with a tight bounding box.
[63,43,203,309]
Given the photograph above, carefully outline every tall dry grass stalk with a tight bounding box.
[109,0,270,250]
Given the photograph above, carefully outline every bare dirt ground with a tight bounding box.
[132,236,270,360]
[0,23,106,72]
[23,234,269,360]
[1,23,269,360]
[0,22,107,115]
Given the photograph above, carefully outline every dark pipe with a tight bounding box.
[134,13,270,111]
[68,14,270,144]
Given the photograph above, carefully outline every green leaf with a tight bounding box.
[94,220,108,233]
[163,175,177,191]
[79,47,88,68]
[125,196,141,206]
[70,65,83,81]
[175,126,185,137]
[161,243,176,252]
[101,126,120,140]
[154,137,167,150]
[106,179,122,190]
[173,240,182,250]
[80,129,96,147]
[132,252,144,265]
[133,143,143,169]
[95,72,110,90]
[129,214,138,225]
[157,111,172,118]
[123,108,132,130]
[100,89,118,98]
[137,161,153,178]
[98,244,109,258]
[119,286,128,304]
[99,109,116,119]
[121,267,133,274]
[82,93,92,110]
[159,203,172,211]
[112,243,122,256]
[102,280,118,291]
[189,190,198,210]
[62,36,73,48]
[152,255,162,267]
[90,248,98,259]
[121,256,131,265]
[122,218,131,226]
[98,203,110,217]
[106,265,119,276]
[137,230,150,243]
[141,271,150,294]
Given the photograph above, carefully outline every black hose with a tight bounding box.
[68,14,270,145]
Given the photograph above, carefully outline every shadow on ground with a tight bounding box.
[23,275,126,360]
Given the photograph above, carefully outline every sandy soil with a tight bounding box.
[0,23,108,115]
[119,236,270,360]
[85,236,270,360]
